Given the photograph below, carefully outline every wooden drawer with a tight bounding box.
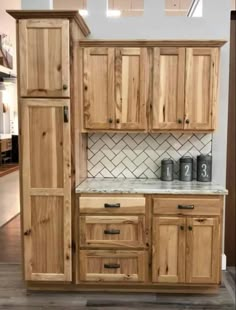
[80,250,147,282]
[153,196,222,216]
[0,139,12,152]
[80,216,146,248]
[79,196,145,214]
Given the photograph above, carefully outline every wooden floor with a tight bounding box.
[0,215,21,263]
[0,264,235,310]
[0,216,235,309]
[0,164,19,178]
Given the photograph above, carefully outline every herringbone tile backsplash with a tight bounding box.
[88,133,212,179]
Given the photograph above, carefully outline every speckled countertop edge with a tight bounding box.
[75,178,228,195]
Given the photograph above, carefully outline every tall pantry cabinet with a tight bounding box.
[8,11,90,281]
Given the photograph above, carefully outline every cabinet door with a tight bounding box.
[152,47,185,130]
[83,48,115,130]
[185,48,219,130]
[152,217,186,283]
[19,19,70,97]
[21,99,71,281]
[186,217,220,284]
[115,48,149,130]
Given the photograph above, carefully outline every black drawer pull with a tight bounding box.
[64,106,69,123]
[178,205,194,210]
[104,263,120,269]
[104,229,120,235]
[104,203,120,208]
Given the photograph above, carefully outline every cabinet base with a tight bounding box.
[26,282,220,294]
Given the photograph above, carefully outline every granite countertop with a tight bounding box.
[75,178,228,195]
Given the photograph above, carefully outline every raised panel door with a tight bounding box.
[115,48,149,130]
[186,217,220,284]
[152,217,186,283]
[83,47,115,129]
[152,47,185,130]
[19,19,70,97]
[21,98,71,281]
[185,48,219,130]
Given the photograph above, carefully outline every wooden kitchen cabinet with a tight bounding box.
[152,216,186,283]
[185,48,219,130]
[186,217,220,284]
[114,48,149,130]
[83,47,150,130]
[83,47,115,130]
[21,98,72,281]
[152,47,185,130]
[152,216,220,285]
[19,19,70,97]
[9,10,90,283]
[152,47,220,131]
[80,250,148,282]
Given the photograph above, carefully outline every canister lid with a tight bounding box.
[197,154,212,162]
[161,158,173,165]
[180,156,193,163]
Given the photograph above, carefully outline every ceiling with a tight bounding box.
[54,0,226,17]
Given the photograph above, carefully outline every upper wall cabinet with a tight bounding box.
[185,48,219,131]
[80,40,225,132]
[152,47,220,131]
[83,47,150,131]
[114,48,149,130]
[19,19,70,97]
[83,47,115,130]
[152,47,185,130]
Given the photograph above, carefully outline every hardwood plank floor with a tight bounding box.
[0,264,235,310]
[0,215,21,263]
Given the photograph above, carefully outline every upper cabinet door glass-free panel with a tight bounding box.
[83,48,115,129]
[115,48,149,130]
[19,19,70,97]
[185,48,219,130]
[21,99,72,282]
[152,47,185,130]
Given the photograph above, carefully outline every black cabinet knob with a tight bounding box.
[177,119,182,124]
[108,118,113,124]
[188,226,193,231]
[116,119,120,124]
[180,225,185,231]
[63,84,68,90]
[185,119,190,124]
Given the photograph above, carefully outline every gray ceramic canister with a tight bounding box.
[161,158,174,181]
[179,156,193,181]
[197,154,212,182]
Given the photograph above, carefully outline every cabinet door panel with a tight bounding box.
[186,217,220,284]
[185,48,219,130]
[19,19,70,97]
[152,47,185,130]
[152,217,186,283]
[115,48,149,130]
[83,48,115,129]
[21,99,71,282]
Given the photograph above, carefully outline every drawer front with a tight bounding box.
[1,139,12,152]
[153,196,222,216]
[80,196,145,214]
[80,250,147,282]
[80,216,145,248]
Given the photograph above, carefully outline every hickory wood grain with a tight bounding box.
[79,215,146,248]
[21,99,72,282]
[19,19,70,98]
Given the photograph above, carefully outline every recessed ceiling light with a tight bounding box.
[79,9,88,17]
[107,10,121,17]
